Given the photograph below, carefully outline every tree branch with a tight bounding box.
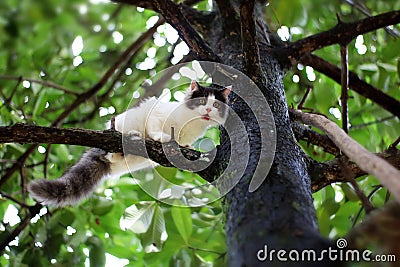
[240,0,261,81]
[291,109,400,202]
[152,0,220,62]
[310,146,400,193]
[0,75,78,96]
[0,124,220,183]
[54,20,162,126]
[0,204,42,253]
[113,0,219,61]
[340,44,349,133]
[274,10,400,61]
[291,120,340,156]
[301,54,400,118]
[111,0,203,12]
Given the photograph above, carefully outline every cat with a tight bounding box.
[27,81,231,207]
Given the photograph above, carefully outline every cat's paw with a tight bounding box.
[150,132,171,143]
[127,130,143,137]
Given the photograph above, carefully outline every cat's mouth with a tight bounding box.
[201,114,210,120]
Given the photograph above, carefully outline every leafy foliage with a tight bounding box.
[0,0,399,266]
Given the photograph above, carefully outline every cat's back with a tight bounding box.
[114,97,158,133]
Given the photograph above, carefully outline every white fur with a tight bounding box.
[107,84,229,177]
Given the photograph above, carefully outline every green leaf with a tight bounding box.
[171,206,193,244]
[68,229,88,247]
[120,201,156,234]
[32,90,47,118]
[9,248,28,267]
[141,204,166,253]
[322,198,339,216]
[341,183,359,202]
[43,232,63,258]
[92,197,114,216]
[55,144,71,162]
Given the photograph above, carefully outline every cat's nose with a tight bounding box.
[206,108,211,113]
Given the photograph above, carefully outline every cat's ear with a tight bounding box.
[190,80,199,91]
[222,86,232,98]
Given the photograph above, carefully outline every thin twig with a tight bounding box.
[0,204,42,253]
[297,87,312,110]
[4,76,22,104]
[291,109,400,203]
[352,185,383,228]
[340,45,349,133]
[0,75,78,96]
[187,245,225,256]
[274,10,400,61]
[343,0,400,38]
[309,148,400,192]
[390,137,400,149]
[0,191,30,208]
[350,115,396,130]
[301,54,400,118]
[54,20,162,127]
[20,167,27,204]
[65,40,143,125]
[43,144,52,179]
[0,145,37,188]
[339,157,374,213]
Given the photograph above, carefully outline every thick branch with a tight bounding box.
[301,54,400,118]
[240,0,261,81]
[274,10,400,61]
[0,124,219,182]
[291,109,400,202]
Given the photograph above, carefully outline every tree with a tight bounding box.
[0,0,399,266]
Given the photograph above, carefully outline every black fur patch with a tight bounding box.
[186,83,229,118]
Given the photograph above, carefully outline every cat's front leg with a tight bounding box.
[149,132,171,143]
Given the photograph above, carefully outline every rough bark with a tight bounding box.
[205,1,337,266]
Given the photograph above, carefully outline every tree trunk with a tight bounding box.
[202,2,338,266]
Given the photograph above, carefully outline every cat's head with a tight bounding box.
[185,80,231,124]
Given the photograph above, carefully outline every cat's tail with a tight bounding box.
[28,148,111,207]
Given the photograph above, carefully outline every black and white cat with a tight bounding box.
[28,81,231,206]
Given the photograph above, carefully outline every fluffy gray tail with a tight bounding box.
[28,148,111,207]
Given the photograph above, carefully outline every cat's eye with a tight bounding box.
[213,102,220,108]
[198,99,206,105]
